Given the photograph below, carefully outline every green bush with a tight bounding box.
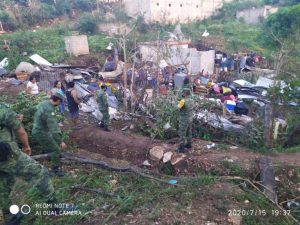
[14,0,28,6]
[0,10,16,30]
[40,0,56,4]
[136,15,149,33]
[0,10,10,22]
[12,92,46,143]
[112,5,129,22]
[73,0,95,11]
[264,3,300,40]
[216,0,263,19]
[55,0,71,15]
[78,14,97,34]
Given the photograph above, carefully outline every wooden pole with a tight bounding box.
[123,37,128,112]
[130,38,136,113]
[0,22,3,32]
[96,0,99,14]
[264,104,273,148]
[156,31,160,96]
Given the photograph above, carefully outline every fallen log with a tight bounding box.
[32,152,130,171]
[33,152,183,187]
[62,152,131,172]
[32,153,51,160]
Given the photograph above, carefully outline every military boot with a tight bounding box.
[103,126,111,132]
[185,142,192,149]
[51,166,65,177]
[176,144,186,153]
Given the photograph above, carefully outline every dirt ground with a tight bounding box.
[0,80,26,101]
[75,182,243,225]
[66,125,299,224]
[69,123,300,175]
[65,55,106,68]
[69,125,151,165]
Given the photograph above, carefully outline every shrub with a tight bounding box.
[112,5,129,22]
[136,15,149,33]
[78,14,97,34]
[12,92,46,143]
[55,0,71,15]
[72,0,95,12]
[14,0,28,6]
[0,10,10,22]
[0,10,16,30]
[264,3,300,40]
[215,0,263,19]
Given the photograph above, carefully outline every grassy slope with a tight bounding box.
[0,25,110,70]
[14,164,296,225]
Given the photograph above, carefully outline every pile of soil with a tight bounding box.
[66,55,105,68]
[69,124,300,175]
[0,80,26,101]
[69,126,151,165]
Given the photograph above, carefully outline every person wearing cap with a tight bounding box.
[32,91,67,176]
[177,77,192,101]
[97,84,111,132]
[177,88,194,153]
[0,104,56,224]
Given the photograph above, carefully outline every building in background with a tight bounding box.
[236,5,278,25]
[123,0,232,24]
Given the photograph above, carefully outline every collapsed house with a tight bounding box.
[138,40,215,75]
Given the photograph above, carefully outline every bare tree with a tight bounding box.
[263,29,300,147]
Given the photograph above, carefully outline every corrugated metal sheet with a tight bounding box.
[38,71,64,92]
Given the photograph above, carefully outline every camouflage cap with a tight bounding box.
[0,102,9,109]
[182,88,191,93]
[52,90,64,101]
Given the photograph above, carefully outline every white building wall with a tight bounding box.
[139,43,215,75]
[125,0,232,23]
[64,35,90,56]
[199,50,215,75]
[123,0,151,21]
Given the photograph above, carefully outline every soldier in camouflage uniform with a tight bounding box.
[97,84,111,132]
[0,105,55,224]
[177,77,192,101]
[32,91,67,176]
[177,88,193,153]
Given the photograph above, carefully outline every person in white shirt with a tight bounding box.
[26,75,39,95]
